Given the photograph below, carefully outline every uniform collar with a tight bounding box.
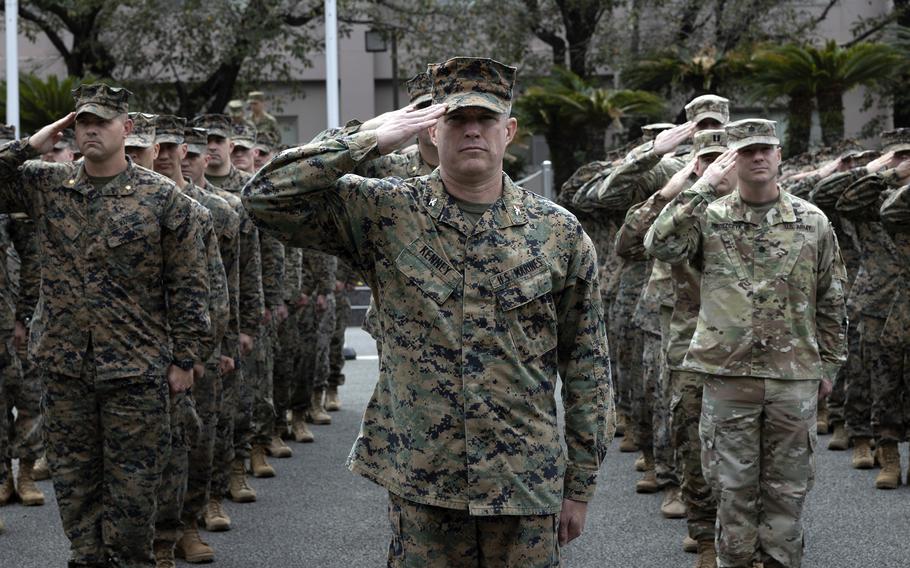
[729,185,795,225]
[423,170,529,235]
[65,156,137,196]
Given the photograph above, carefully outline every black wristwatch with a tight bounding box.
[173,358,195,371]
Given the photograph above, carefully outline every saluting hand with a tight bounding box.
[701,148,737,193]
[375,104,447,155]
[28,112,76,154]
[866,151,896,174]
[653,121,697,157]
[659,158,697,199]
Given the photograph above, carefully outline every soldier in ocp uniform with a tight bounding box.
[648,119,847,568]
[0,85,211,567]
[243,56,614,567]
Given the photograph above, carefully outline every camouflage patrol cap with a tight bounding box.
[125,112,157,148]
[881,128,910,153]
[184,127,208,155]
[693,129,728,157]
[72,83,132,120]
[154,115,186,145]
[247,91,266,103]
[53,128,75,150]
[232,122,257,149]
[407,72,433,107]
[227,99,245,113]
[641,123,675,142]
[191,114,232,139]
[429,57,517,114]
[685,94,730,126]
[725,118,779,151]
[254,130,280,153]
[0,123,15,144]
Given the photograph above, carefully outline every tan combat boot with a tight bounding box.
[228,459,257,503]
[683,535,698,553]
[32,455,50,481]
[634,452,647,472]
[266,430,293,458]
[816,399,829,434]
[695,541,717,568]
[154,541,176,568]
[660,485,687,518]
[827,422,848,451]
[203,497,231,532]
[851,437,875,469]
[16,460,45,506]
[291,410,315,443]
[250,445,276,478]
[0,468,14,505]
[874,441,902,489]
[175,521,215,563]
[309,389,332,425]
[615,413,626,437]
[325,386,341,411]
[635,454,658,493]
[619,422,638,453]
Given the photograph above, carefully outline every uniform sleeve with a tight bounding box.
[880,184,910,234]
[782,173,820,199]
[217,214,241,359]
[815,220,849,381]
[644,178,715,264]
[593,145,681,212]
[282,248,303,301]
[836,174,888,221]
[0,139,56,216]
[200,213,229,362]
[242,130,399,268]
[237,210,264,336]
[259,231,286,309]
[162,192,211,365]
[314,253,338,295]
[809,169,866,213]
[8,217,40,323]
[557,231,615,502]
[614,191,671,260]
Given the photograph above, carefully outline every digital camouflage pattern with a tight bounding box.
[0,142,211,378]
[192,114,232,139]
[699,377,818,568]
[241,128,614,515]
[329,259,354,388]
[248,92,281,140]
[386,492,559,568]
[429,57,516,115]
[684,94,730,125]
[232,122,258,150]
[881,127,910,153]
[295,251,337,404]
[647,178,848,382]
[407,72,433,107]
[73,84,131,120]
[126,112,157,148]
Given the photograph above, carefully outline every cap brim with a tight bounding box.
[695,146,727,158]
[233,138,255,149]
[443,92,509,114]
[692,112,727,125]
[410,94,432,107]
[155,134,184,145]
[884,143,910,153]
[53,141,70,150]
[730,136,780,151]
[76,105,122,120]
[253,143,270,152]
[186,144,206,155]
[124,134,155,148]
[207,130,231,140]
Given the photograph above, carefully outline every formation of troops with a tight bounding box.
[0,52,903,568]
[0,89,359,567]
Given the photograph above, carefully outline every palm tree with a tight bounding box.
[621,46,748,119]
[748,41,903,154]
[514,67,665,188]
[0,74,81,134]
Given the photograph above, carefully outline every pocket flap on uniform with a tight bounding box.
[492,259,551,311]
[394,239,459,305]
[107,214,155,248]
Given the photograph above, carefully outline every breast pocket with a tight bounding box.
[105,213,159,273]
[493,264,558,360]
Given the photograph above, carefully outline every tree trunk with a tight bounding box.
[816,84,845,146]
[784,90,813,158]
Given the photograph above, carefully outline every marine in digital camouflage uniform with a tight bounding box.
[648,119,847,568]
[0,85,211,568]
[195,113,265,507]
[594,96,729,448]
[835,129,910,488]
[243,57,614,567]
[152,115,233,565]
[0,200,16,535]
[247,91,281,141]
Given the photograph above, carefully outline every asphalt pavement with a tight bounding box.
[1,327,909,567]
